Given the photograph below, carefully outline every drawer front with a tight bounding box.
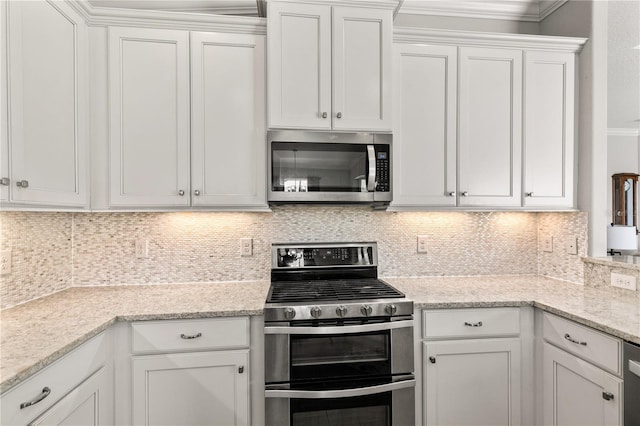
[131,317,250,354]
[423,308,521,339]
[542,312,622,376]
[0,332,109,426]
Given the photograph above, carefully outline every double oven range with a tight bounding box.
[264,243,415,426]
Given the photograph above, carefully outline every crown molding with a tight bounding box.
[394,27,587,52]
[608,128,640,137]
[399,0,568,23]
[67,0,267,34]
[267,0,399,10]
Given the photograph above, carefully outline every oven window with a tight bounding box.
[291,332,390,381]
[271,142,369,193]
[291,392,391,426]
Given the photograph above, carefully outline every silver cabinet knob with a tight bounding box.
[0,177,9,186]
[310,306,322,318]
[336,305,348,317]
[16,180,29,188]
[461,191,468,197]
[360,304,373,317]
[385,304,397,315]
[602,392,614,401]
[283,307,296,320]
[336,112,342,119]
[238,366,245,374]
[448,191,456,197]
[429,356,436,364]
[178,190,185,196]
[194,190,201,196]
[525,192,533,197]
[322,112,328,119]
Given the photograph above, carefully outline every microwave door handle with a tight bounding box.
[367,145,376,192]
[265,379,415,399]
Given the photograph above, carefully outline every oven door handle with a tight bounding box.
[264,319,413,335]
[265,379,415,399]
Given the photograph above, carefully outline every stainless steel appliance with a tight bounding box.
[264,242,415,426]
[268,131,392,205]
[624,341,640,425]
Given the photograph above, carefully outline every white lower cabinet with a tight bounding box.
[421,308,524,426]
[0,332,113,426]
[543,343,622,426]
[30,366,112,426]
[131,350,249,426]
[424,339,521,426]
[541,312,623,426]
[128,317,251,426]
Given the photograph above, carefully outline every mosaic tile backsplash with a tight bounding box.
[0,208,588,309]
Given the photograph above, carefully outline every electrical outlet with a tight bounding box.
[566,237,578,255]
[417,236,428,253]
[542,235,553,253]
[135,239,148,259]
[1,250,11,275]
[241,238,253,257]
[611,272,637,291]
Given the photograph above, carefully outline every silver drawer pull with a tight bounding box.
[20,387,51,409]
[464,321,483,327]
[602,391,614,401]
[564,333,587,346]
[180,332,202,340]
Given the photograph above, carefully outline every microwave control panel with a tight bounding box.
[375,146,390,192]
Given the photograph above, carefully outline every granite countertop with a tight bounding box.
[0,281,271,394]
[386,275,640,344]
[2,276,640,395]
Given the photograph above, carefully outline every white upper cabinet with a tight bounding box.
[392,44,457,207]
[331,7,392,131]
[190,32,266,208]
[268,1,392,131]
[108,27,191,207]
[523,51,575,208]
[458,47,523,207]
[106,26,267,210]
[267,2,331,130]
[3,0,89,207]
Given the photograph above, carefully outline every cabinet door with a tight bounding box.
[424,339,521,426]
[392,43,457,207]
[190,32,266,208]
[543,343,622,426]
[108,27,190,207]
[458,47,522,207]
[332,7,392,131]
[30,366,113,426]
[5,0,88,206]
[132,350,249,426]
[523,51,575,208]
[267,2,331,130]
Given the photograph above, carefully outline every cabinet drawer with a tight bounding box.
[131,317,250,354]
[423,308,520,339]
[0,332,109,426]
[542,312,622,376]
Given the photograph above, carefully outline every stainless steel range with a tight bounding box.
[264,242,415,426]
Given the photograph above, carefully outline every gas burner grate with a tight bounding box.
[267,278,404,303]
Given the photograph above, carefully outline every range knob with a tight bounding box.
[360,304,373,317]
[310,306,322,319]
[336,305,348,317]
[385,304,398,315]
[283,307,296,320]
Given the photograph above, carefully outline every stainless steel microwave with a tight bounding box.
[268,131,392,204]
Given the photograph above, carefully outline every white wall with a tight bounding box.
[541,0,609,257]
[393,13,540,33]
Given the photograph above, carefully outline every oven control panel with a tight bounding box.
[264,301,414,322]
[273,243,377,268]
